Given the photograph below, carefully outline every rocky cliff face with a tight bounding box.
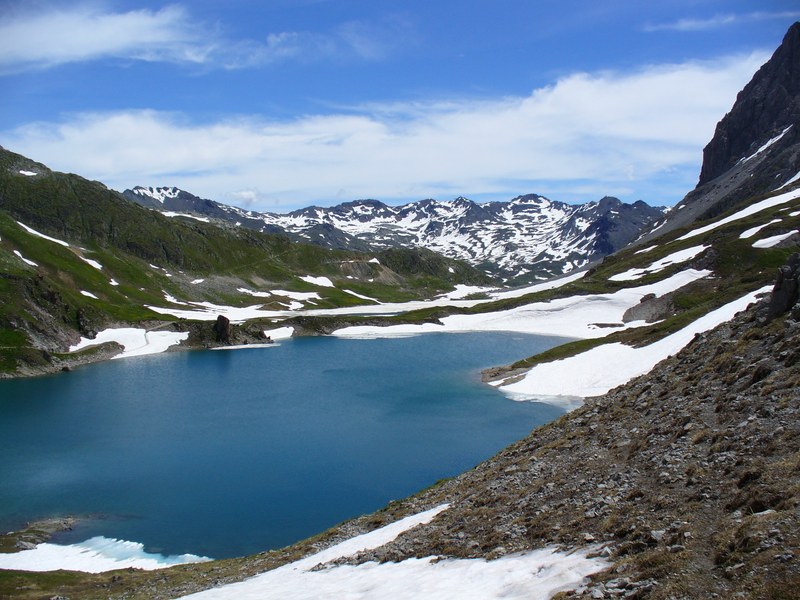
[640,22,800,241]
[699,23,800,186]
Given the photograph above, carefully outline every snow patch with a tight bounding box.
[70,328,189,358]
[274,289,321,302]
[80,256,103,270]
[0,536,210,573]
[777,170,800,191]
[133,186,181,204]
[163,211,210,223]
[237,287,272,298]
[264,326,294,340]
[16,221,70,247]
[739,125,792,164]
[80,290,99,299]
[13,250,38,266]
[609,245,708,281]
[488,271,586,301]
[438,284,494,300]
[634,245,657,255]
[739,219,782,239]
[164,292,189,305]
[752,231,798,248]
[191,279,205,284]
[342,289,382,303]
[300,275,335,287]
[18,170,37,176]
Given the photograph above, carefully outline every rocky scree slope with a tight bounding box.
[125,186,664,284]
[642,21,800,242]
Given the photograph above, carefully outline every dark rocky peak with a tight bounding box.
[594,196,623,210]
[330,199,388,213]
[327,199,393,221]
[510,193,548,204]
[699,22,800,185]
[637,23,800,242]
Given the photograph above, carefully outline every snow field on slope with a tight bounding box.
[16,221,70,247]
[495,286,770,402]
[678,187,800,241]
[608,245,708,281]
[752,231,799,248]
[178,504,607,600]
[332,269,711,339]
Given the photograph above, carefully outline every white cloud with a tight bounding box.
[2,52,768,211]
[0,5,396,73]
[0,5,207,72]
[644,11,800,32]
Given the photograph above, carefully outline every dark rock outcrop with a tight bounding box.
[766,252,800,320]
[212,315,232,344]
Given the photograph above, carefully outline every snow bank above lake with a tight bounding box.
[333,269,711,339]
[179,504,606,600]
[496,286,770,403]
[264,326,294,340]
[0,536,209,573]
[70,328,189,358]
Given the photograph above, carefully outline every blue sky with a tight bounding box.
[1,1,798,211]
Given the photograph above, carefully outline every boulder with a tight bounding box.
[767,253,800,320]
[212,315,232,344]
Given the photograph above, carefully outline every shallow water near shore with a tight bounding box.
[0,332,568,560]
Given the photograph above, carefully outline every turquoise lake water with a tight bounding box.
[0,332,569,559]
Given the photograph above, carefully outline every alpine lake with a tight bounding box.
[0,331,570,560]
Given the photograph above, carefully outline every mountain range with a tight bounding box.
[122,187,665,283]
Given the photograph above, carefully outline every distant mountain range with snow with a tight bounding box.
[122,187,666,284]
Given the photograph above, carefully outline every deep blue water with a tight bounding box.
[0,332,568,559]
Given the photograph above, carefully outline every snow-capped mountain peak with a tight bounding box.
[130,186,183,204]
[122,188,665,284]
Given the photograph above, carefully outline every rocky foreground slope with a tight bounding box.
[334,259,799,599]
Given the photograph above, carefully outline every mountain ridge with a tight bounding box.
[124,186,665,283]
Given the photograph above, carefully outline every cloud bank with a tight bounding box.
[644,10,800,33]
[0,4,396,73]
[3,52,768,210]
